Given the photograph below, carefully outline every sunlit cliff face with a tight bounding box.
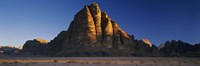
[35,38,48,44]
[142,38,152,47]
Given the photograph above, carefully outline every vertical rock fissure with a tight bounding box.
[120,31,124,44]
[88,2,102,46]
[88,5,97,40]
[101,22,105,45]
[101,12,106,45]
[112,22,116,48]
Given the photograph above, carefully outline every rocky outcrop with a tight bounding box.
[131,39,159,57]
[193,43,200,56]
[63,5,97,48]
[142,38,152,47]
[101,12,113,48]
[47,31,67,55]
[159,40,200,57]
[111,20,134,49]
[22,38,48,55]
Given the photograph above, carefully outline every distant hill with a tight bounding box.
[0,46,21,55]
[159,40,200,57]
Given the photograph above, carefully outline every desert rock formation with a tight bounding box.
[21,2,200,57]
[22,38,48,55]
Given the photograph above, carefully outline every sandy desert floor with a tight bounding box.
[0,57,200,66]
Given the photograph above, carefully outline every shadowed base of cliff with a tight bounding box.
[56,47,132,57]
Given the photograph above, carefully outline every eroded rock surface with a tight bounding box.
[49,2,136,56]
[22,38,48,55]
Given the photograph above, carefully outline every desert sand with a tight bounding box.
[0,57,200,66]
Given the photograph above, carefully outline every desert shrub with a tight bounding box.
[13,61,18,64]
[130,60,133,63]
[53,59,58,63]
[67,60,78,63]
[152,60,157,63]
[2,62,8,64]
[82,60,90,64]
[183,61,187,63]
[140,61,144,64]
[105,60,111,64]
[2,61,19,64]
[194,61,200,65]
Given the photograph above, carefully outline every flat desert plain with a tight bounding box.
[0,57,200,66]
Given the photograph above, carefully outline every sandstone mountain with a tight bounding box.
[47,2,136,56]
[21,2,200,57]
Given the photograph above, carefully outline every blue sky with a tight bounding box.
[0,0,199,47]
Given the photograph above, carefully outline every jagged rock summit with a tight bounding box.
[35,38,48,44]
[142,38,152,47]
[159,40,200,57]
[48,2,135,56]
